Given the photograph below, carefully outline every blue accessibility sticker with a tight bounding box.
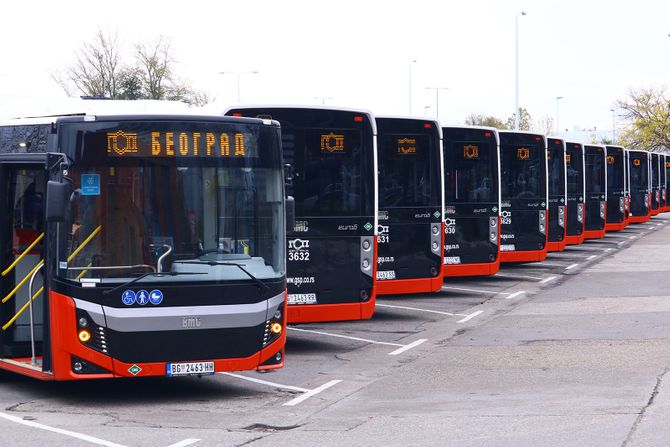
[149,289,163,305]
[81,174,101,196]
[121,290,136,305]
[136,290,150,306]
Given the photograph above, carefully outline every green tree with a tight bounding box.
[464,114,508,129]
[616,87,670,151]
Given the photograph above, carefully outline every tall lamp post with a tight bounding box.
[314,96,333,105]
[610,108,616,143]
[408,59,417,115]
[425,87,449,120]
[424,105,431,117]
[219,70,259,103]
[555,96,563,135]
[515,11,527,130]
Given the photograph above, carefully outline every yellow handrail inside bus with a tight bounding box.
[67,225,102,262]
[2,286,43,331]
[2,260,44,303]
[1,225,104,330]
[1,232,44,277]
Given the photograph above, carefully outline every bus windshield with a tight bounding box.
[548,145,565,196]
[630,154,648,191]
[585,150,605,193]
[379,133,438,207]
[607,153,624,190]
[445,141,496,203]
[500,142,545,200]
[59,120,285,284]
[566,149,583,195]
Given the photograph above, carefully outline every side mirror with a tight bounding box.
[46,181,71,222]
[285,195,295,234]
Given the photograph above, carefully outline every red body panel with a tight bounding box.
[376,276,443,295]
[565,234,585,245]
[500,248,548,263]
[605,221,627,231]
[583,228,606,239]
[546,240,567,252]
[443,260,500,277]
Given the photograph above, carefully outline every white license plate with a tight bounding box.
[500,244,516,252]
[166,361,215,376]
[376,270,396,280]
[288,293,317,305]
[444,256,461,265]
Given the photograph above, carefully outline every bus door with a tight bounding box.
[605,146,626,231]
[546,138,567,252]
[583,146,607,239]
[565,143,585,245]
[0,155,50,366]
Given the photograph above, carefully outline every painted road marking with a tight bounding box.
[221,372,342,407]
[166,440,201,447]
[533,261,573,267]
[376,303,467,317]
[586,255,597,260]
[288,327,427,356]
[221,372,308,393]
[442,286,506,295]
[388,339,428,355]
[539,276,557,284]
[0,411,127,447]
[289,327,403,347]
[565,263,580,270]
[457,310,483,323]
[283,380,342,407]
[493,273,545,281]
[505,291,526,300]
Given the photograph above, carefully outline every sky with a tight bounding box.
[1,0,669,139]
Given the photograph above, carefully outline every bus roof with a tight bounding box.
[375,116,442,139]
[0,114,275,128]
[441,125,500,145]
[224,104,377,134]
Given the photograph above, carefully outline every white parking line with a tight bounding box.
[221,372,342,407]
[288,327,403,347]
[493,273,545,281]
[533,261,573,267]
[376,303,467,317]
[221,372,308,393]
[457,310,483,323]
[283,380,342,406]
[442,286,506,295]
[505,291,526,300]
[539,276,557,284]
[0,411,127,447]
[586,255,597,260]
[166,440,201,447]
[388,339,428,355]
[565,263,580,270]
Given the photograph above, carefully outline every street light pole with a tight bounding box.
[611,108,616,143]
[424,105,431,117]
[425,87,449,120]
[314,96,333,105]
[556,96,563,135]
[219,70,258,103]
[408,60,417,115]
[515,11,527,130]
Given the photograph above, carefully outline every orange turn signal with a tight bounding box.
[270,323,282,335]
[78,330,91,343]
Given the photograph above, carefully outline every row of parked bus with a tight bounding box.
[227,106,669,323]
[0,105,665,381]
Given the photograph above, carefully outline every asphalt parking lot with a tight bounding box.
[1,215,669,447]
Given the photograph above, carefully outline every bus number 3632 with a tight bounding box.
[289,251,310,261]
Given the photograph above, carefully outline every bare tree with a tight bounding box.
[136,37,172,100]
[53,29,121,98]
[534,115,555,136]
[464,114,508,129]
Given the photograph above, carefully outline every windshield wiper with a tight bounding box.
[174,260,270,291]
[102,271,206,297]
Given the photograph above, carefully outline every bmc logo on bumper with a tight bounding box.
[182,317,202,328]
